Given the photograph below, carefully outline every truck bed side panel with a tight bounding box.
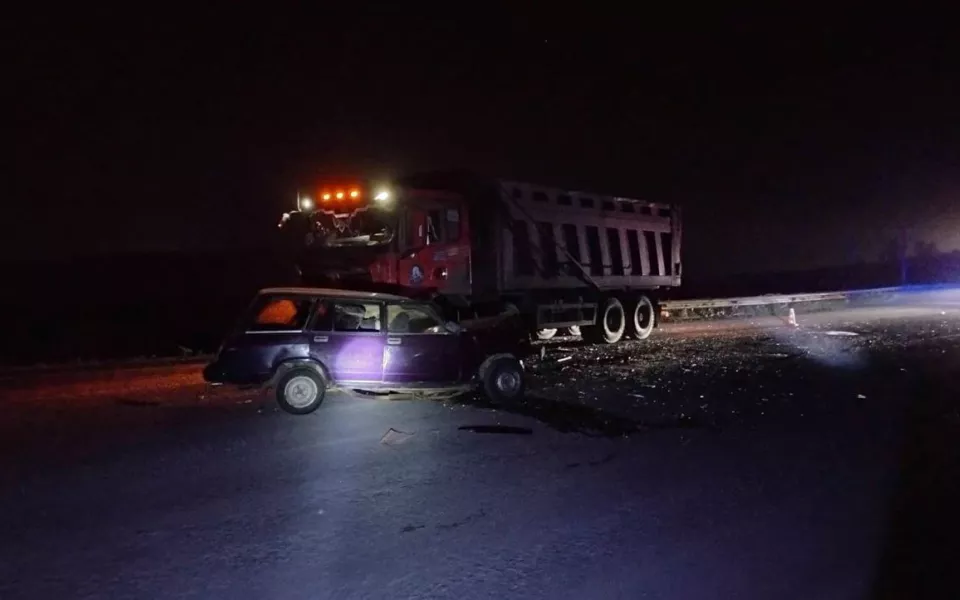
[495,180,681,293]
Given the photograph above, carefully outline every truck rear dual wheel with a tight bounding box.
[627,295,656,340]
[582,295,655,344]
[583,297,626,344]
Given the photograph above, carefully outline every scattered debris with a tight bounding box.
[556,356,573,363]
[857,394,867,399]
[566,452,617,469]
[437,509,487,530]
[458,425,533,435]
[824,330,859,337]
[380,428,415,445]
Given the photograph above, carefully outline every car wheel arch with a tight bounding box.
[271,358,331,386]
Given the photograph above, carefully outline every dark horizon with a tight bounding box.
[10,9,960,275]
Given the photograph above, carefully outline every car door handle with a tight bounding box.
[313,335,329,343]
[387,337,402,345]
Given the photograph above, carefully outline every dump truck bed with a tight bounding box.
[479,179,681,294]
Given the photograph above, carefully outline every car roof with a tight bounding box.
[258,287,412,302]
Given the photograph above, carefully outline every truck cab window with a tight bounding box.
[445,208,460,242]
[426,210,442,244]
[425,207,461,244]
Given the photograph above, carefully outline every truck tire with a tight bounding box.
[627,295,656,340]
[482,356,525,402]
[583,297,626,344]
[535,328,558,340]
[276,368,326,415]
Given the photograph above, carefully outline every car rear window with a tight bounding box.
[246,296,313,332]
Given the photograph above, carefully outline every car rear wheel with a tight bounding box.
[482,357,525,402]
[627,295,656,340]
[582,297,626,344]
[276,368,326,415]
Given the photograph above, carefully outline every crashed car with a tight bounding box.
[203,287,531,414]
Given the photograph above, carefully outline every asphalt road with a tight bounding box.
[2,303,959,599]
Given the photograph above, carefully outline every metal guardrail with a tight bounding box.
[659,286,902,312]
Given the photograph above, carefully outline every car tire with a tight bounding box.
[535,328,558,340]
[482,357,525,403]
[276,368,326,415]
[627,295,656,340]
[582,297,626,344]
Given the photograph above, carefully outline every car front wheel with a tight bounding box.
[276,368,326,415]
[482,357,525,402]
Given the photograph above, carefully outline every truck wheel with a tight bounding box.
[276,368,326,414]
[482,357,525,402]
[535,328,558,340]
[583,297,626,344]
[628,295,656,340]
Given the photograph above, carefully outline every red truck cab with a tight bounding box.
[278,180,472,300]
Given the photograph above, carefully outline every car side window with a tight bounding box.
[247,296,313,331]
[309,299,334,331]
[332,302,381,333]
[387,304,446,334]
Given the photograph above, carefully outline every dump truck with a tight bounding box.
[277,172,681,343]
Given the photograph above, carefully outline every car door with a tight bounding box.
[308,298,385,384]
[382,302,461,384]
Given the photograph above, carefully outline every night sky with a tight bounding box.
[10,9,960,275]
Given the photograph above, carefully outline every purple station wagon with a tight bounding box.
[203,287,530,414]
